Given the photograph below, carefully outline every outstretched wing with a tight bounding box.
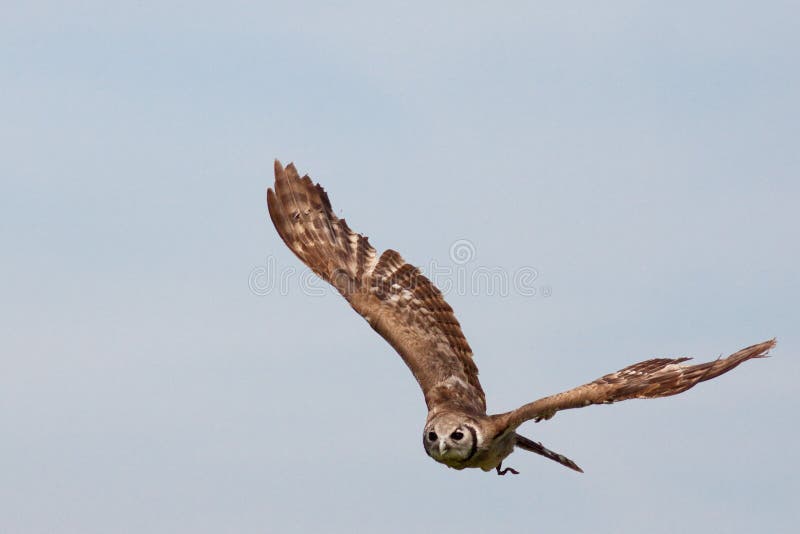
[267,160,485,414]
[497,339,775,429]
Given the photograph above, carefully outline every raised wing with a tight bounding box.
[497,339,775,430]
[267,160,485,415]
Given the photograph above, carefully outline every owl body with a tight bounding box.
[467,427,518,472]
[267,160,773,476]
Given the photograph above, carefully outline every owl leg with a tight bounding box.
[495,463,520,476]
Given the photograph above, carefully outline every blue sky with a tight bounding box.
[2,2,798,533]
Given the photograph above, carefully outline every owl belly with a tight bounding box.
[466,432,517,472]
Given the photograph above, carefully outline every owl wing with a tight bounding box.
[267,160,485,415]
[497,339,775,430]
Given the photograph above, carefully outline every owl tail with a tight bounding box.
[515,433,583,473]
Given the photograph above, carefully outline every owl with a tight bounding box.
[267,160,774,475]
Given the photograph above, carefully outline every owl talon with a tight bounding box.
[496,464,520,476]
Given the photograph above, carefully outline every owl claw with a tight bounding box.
[496,463,520,476]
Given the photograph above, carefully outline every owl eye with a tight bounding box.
[450,431,464,441]
[427,431,438,441]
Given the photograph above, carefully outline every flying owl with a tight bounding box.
[267,160,775,475]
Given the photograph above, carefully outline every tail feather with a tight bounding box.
[515,433,583,473]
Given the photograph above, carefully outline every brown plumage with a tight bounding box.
[267,159,775,475]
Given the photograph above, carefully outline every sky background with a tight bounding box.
[2,2,799,533]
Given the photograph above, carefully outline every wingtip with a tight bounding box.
[285,162,299,179]
[749,338,777,358]
[763,338,777,357]
[274,159,284,176]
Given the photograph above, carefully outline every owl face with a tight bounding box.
[423,414,479,468]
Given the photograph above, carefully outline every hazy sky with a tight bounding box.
[2,2,799,533]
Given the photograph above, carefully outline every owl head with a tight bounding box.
[422,413,480,467]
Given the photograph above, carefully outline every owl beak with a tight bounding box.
[439,440,448,454]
